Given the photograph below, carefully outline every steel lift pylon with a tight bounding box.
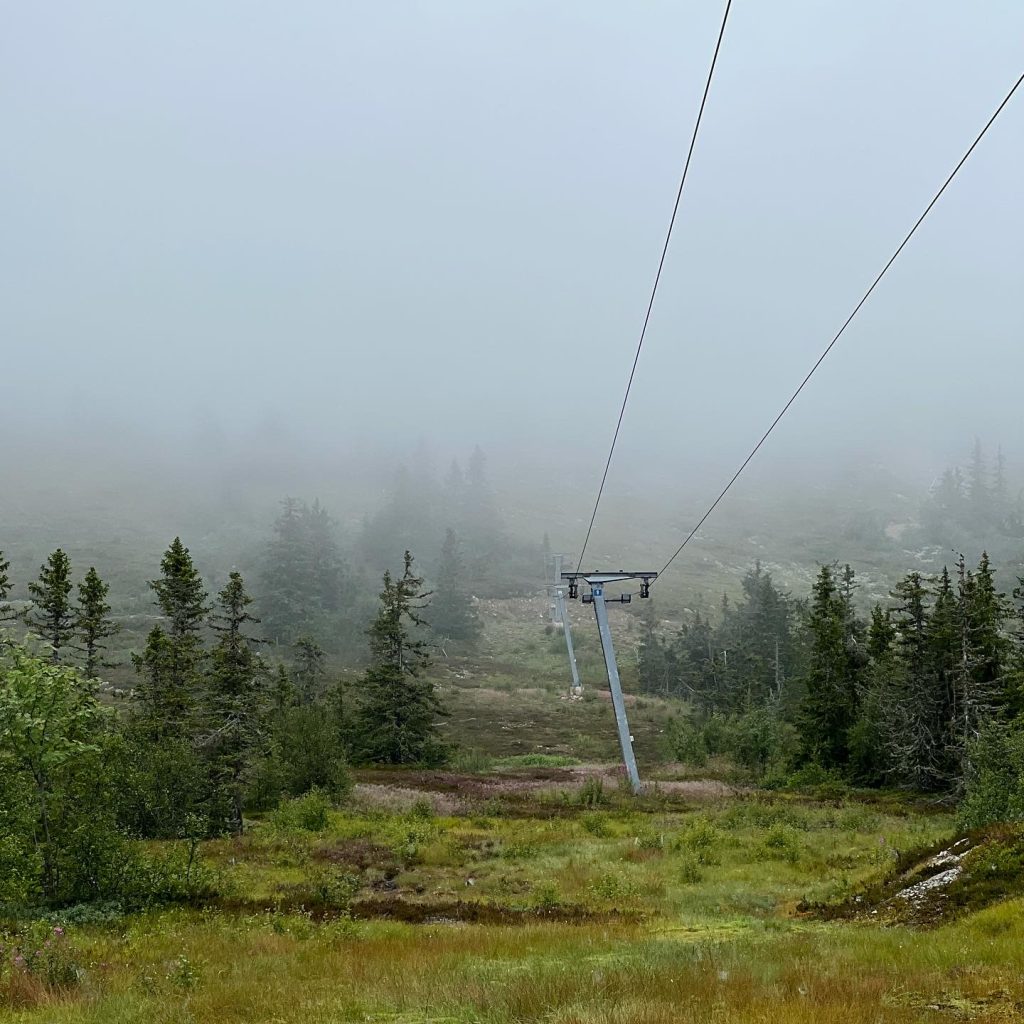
[547,554,582,696]
[561,570,657,794]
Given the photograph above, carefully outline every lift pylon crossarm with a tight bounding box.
[560,570,657,590]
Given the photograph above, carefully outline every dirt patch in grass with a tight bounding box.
[312,838,403,877]
[646,779,738,801]
[350,896,639,925]
[356,767,579,791]
[212,894,637,926]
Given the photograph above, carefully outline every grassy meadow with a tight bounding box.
[6,760,1024,1024]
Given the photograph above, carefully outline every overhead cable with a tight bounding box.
[657,70,1024,579]
[576,0,734,571]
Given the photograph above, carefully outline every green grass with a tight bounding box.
[10,778,1013,1023]
[438,678,676,763]
[494,753,582,769]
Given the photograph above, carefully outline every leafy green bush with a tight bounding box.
[576,777,606,808]
[270,789,333,834]
[588,872,640,903]
[784,763,848,798]
[258,706,353,806]
[674,815,723,865]
[634,829,666,851]
[43,902,125,926]
[666,718,707,767]
[0,646,140,907]
[730,709,798,775]
[758,823,801,863]
[678,856,704,884]
[669,709,797,778]
[301,868,360,910]
[116,729,214,840]
[581,813,610,837]
[406,798,436,822]
[719,799,803,832]
[532,880,562,910]
[501,841,539,861]
[836,806,882,833]
[131,841,223,905]
[946,829,1024,912]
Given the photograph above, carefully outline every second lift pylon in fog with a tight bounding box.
[561,570,657,795]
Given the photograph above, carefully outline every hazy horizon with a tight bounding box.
[3,2,1023,576]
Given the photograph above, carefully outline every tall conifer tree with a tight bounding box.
[207,571,265,834]
[797,564,862,769]
[431,529,481,643]
[292,634,326,705]
[73,567,120,678]
[24,549,75,662]
[355,552,445,764]
[133,538,209,736]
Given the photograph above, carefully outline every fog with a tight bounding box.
[3,2,1023,567]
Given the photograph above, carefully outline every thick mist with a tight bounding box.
[2,2,1023,582]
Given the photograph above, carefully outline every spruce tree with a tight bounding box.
[968,552,1014,708]
[24,549,75,662]
[461,445,504,563]
[993,444,1009,514]
[797,564,862,770]
[73,567,120,678]
[968,439,989,518]
[929,468,966,525]
[261,499,347,644]
[207,571,266,834]
[885,571,944,789]
[891,573,929,680]
[133,538,209,736]
[926,566,961,784]
[151,537,209,637]
[951,553,1014,779]
[292,634,326,705]
[851,605,899,784]
[132,626,181,735]
[430,529,482,644]
[306,499,344,613]
[271,663,296,712]
[261,499,309,642]
[866,605,895,659]
[119,543,213,838]
[1013,575,1024,713]
[355,552,446,764]
[637,601,677,698]
[674,610,718,707]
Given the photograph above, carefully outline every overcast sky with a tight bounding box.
[3,2,1022,507]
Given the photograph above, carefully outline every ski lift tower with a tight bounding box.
[561,570,657,794]
[547,553,582,696]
